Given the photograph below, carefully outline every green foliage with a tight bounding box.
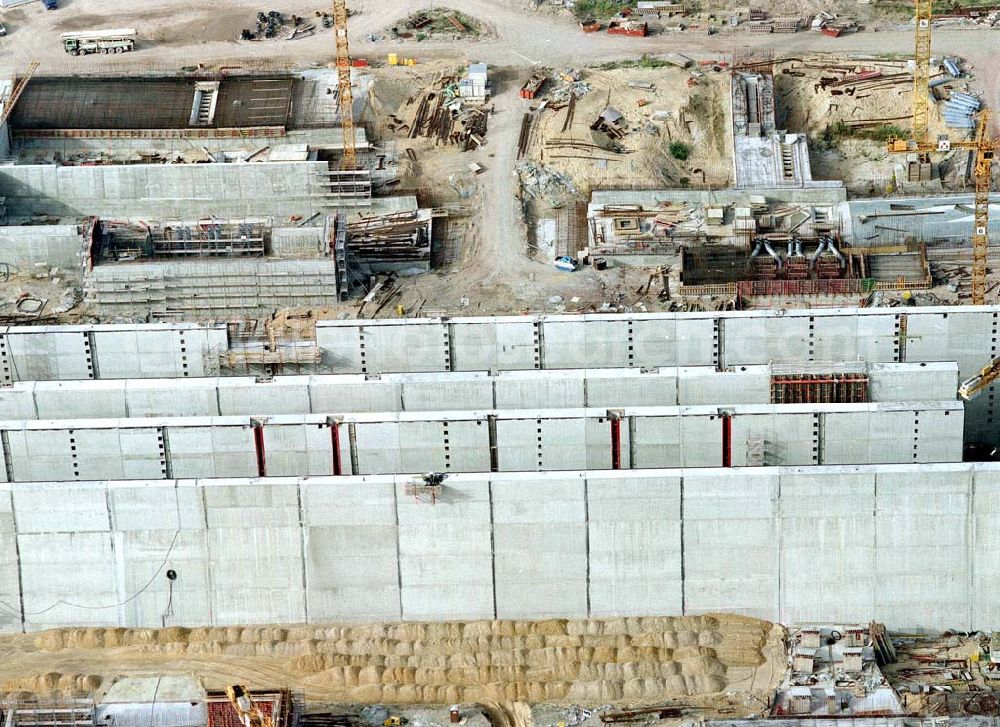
[669,141,692,161]
[573,0,637,19]
[825,121,907,143]
[597,54,669,70]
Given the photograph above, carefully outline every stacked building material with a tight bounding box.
[346,210,432,266]
[943,91,980,129]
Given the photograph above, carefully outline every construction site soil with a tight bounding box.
[0,616,785,706]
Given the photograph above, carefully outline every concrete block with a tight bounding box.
[683,472,779,619]
[167,424,257,478]
[495,371,585,409]
[397,477,494,620]
[218,377,311,415]
[585,369,678,408]
[587,474,682,616]
[361,323,447,373]
[400,373,493,411]
[309,375,400,413]
[33,381,128,419]
[450,319,537,371]
[874,468,971,630]
[778,471,876,624]
[492,477,587,618]
[19,531,118,628]
[125,378,222,417]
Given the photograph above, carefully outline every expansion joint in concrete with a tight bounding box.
[392,479,404,620]
[583,476,591,617]
[533,321,544,370]
[714,318,725,371]
[679,475,686,615]
[813,413,822,465]
[895,313,908,363]
[347,423,359,475]
[626,321,635,368]
[159,426,172,479]
[0,430,11,484]
[487,479,497,619]
[8,489,25,633]
[0,335,11,386]
[443,324,454,372]
[84,331,99,380]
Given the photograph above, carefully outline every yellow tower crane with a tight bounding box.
[912,0,933,144]
[0,60,40,128]
[333,0,356,170]
[888,1,995,304]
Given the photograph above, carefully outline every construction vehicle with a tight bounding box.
[888,0,996,305]
[959,356,1000,400]
[61,28,137,55]
[383,718,405,727]
[226,686,274,727]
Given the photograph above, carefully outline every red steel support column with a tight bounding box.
[721,412,733,468]
[329,417,343,476]
[608,409,624,470]
[251,417,267,477]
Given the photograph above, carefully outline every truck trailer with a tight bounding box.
[61,28,137,55]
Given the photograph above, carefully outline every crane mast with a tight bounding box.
[889,1,994,304]
[912,0,932,144]
[972,110,994,305]
[333,0,356,170]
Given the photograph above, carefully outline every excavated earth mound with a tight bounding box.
[0,615,785,704]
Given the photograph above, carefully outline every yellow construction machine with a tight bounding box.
[959,357,1000,400]
[226,685,275,727]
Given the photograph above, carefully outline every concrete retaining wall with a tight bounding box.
[0,306,991,436]
[0,224,82,270]
[0,402,964,482]
[0,363,956,420]
[0,162,329,218]
[0,463,995,632]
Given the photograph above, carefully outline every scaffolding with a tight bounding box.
[5,700,95,727]
[94,218,269,264]
[770,363,870,404]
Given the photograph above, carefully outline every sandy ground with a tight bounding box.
[0,617,786,705]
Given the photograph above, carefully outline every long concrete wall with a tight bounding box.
[0,306,992,436]
[0,402,964,482]
[0,363,957,420]
[0,463,995,633]
[0,162,330,218]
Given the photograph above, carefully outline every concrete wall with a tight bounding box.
[0,162,330,218]
[0,402,964,483]
[0,224,82,270]
[0,364,956,420]
[313,307,996,441]
[0,324,228,383]
[0,306,989,433]
[0,463,997,632]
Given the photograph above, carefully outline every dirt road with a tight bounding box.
[1,0,998,78]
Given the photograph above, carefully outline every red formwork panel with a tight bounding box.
[207,700,275,727]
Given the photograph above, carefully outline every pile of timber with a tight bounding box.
[347,210,430,262]
[407,80,490,151]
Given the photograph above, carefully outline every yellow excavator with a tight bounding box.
[959,357,1000,400]
[226,686,274,727]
